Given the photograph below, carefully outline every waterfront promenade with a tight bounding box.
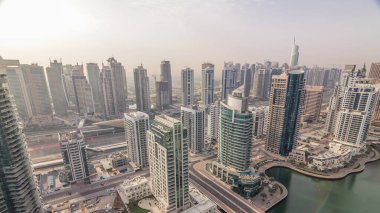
[258,148,380,180]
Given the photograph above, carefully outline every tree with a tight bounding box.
[260,193,267,200]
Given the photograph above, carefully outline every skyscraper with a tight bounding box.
[59,131,90,182]
[155,81,170,110]
[0,57,32,120]
[242,65,253,97]
[302,85,324,122]
[46,60,69,116]
[333,83,378,147]
[251,106,266,139]
[219,87,253,171]
[325,65,357,134]
[160,60,172,104]
[221,63,239,100]
[181,67,194,106]
[21,64,53,123]
[252,68,271,100]
[124,112,150,168]
[181,105,205,154]
[134,65,151,113]
[290,37,300,67]
[148,115,189,212]
[207,101,220,144]
[72,75,95,115]
[266,71,305,156]
[86,63,103,114]
[99,57,127,118]
[201,63,214,106]
[63,64,84,107]
[0,74,42,212]
[368,61,380,80]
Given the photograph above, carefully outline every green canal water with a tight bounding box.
[266,154,380,213]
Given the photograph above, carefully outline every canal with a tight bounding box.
[267,152,380,213]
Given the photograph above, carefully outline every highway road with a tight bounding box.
[43,169,149,205]
[189,157,263,213]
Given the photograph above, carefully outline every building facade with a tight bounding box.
[0,74,42,213]
[21,64,53,123]
[181,106,205,154]
[134,65,151,113]
[124,112,150,168]
[219,88,253,171]
[0,57,32,120]
[252,68,271,100]
[181,67,194,106]
[147,115,189,212]
[72,75,95,115]
[333,84,378,147]
[155,81,170,110]
[266,71,305,156]
[302,85,323,122]
[207,102,220,144]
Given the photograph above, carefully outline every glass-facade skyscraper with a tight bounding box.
[266,70,305,156]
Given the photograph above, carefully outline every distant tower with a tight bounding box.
[181,105,206,154]
[290,37,300,67]
[201,62,215,106]
[181,67,194,106]
[0,74,42,212]
[148,115,190,212]
[266,71,305,156]
[86,63,103,114]
[124,112,150,168]
[46,60,69,116]
[72,75,95,115]
[99,57,127,118]
[221,63,239,100]
[252,68,271,100]
[155,81,170,110]
[219,87,253,171]
[207,101,220,144]
[160,60,172,104]
[134,65,151,113]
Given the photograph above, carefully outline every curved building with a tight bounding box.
[219,87,253,171]
[0,75,42,212]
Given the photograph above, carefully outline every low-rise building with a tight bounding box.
[308,147,351,171]
[182,185,219,213]
[208,161,262,197]
[117,176,151,205]
[110,152,128,168]
[288,145,309,164]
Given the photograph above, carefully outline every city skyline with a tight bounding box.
[1,0,380,77]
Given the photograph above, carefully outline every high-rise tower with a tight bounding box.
[201,63,215,106]
[148,115,190,212]
[181,105,205,154]
[124,112,150,168]
[46,60,69,116]
[266,70,305,156]
[86,63,103,114]
[181,67,194,106]
[99,57,127,118]
[134,65,150,113]
[219,87,253,171]
[290,37,300,67]
[221,63,239,100]
[160,60,172,104]
[0,74,42,212]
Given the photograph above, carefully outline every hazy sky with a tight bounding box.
[1,0,380,78]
